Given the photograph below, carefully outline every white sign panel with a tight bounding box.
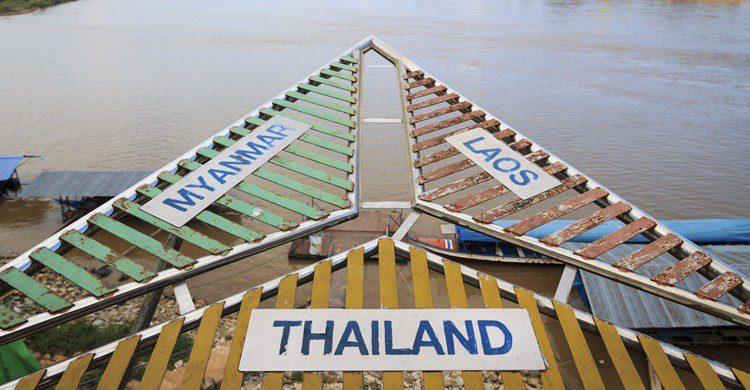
[142,116,310,227]
[239,309,546,372]
[446,129,560,199]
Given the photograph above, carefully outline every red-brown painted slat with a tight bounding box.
[410,102,472,124]
[403,70,424,80]
[652,252,712,286]
[412,120,503,152]
[405,77,435,89]
[574,217,657,259]
[406,85,447,100]
[411,110,485,137]
[739,301,750,314]
[407,93,460,112]
[695,272,743,300]
[539,200,631,246]
[414,129,516,168]
[613,233,682,271]
[506,188,609,235]
[418,159,475,184]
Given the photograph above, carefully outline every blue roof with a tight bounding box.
[0,156,24,181]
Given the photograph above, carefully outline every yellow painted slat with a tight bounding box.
[15,369,45,390]
[409,247,443,390]
[637,335,686,390]
[553,301,605,390]
[140,318,185,388]
[344,247,364,390]
[478,274,525,390]
[181,302,226,389]
[378,238,403,390]
[262,274,299,390]
[593,318,645,390]
[732,368,750,388]
[685,353,723,389]
[97,335,142,389]
[55,353,93,389]
[514,287,563,390]
[222,288,262,390]
[443,260,483,390]
[303,260,332,390]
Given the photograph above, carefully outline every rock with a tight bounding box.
[92,319,104,326]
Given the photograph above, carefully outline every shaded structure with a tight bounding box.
[0,155,42,193]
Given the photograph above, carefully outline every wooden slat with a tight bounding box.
[55,353,93,389]
[222,288,262,390]
[613,234,682,271]
[414,128,515,168]
[475,175,588,224]
[262,274,298,390]
[0,268,71,312]
[286,91,355,115]
[90,213,196,268]
[330,61,357,72]
[273,99,356,127]
[378,238,404,390]
[29,248,112,297]
[411,110,485,137]
[298,83,356,104]
[321,68,356,82]
[97,335,142,389]
[538,201,631,246]
[254,109,356,145]
[443,260,484,390]
[405,77,435,89]
[684,353,723,389]
[695,272,743,300]
[409,102,472,124]
[61,230,156,282]
[255,169,351,208]
[739,301,750,314]
[477,274,525,390]
[403,70,423,79]
[514,288,563,389]
[733,368,750,388]
[411,119,501,152]
[140,318,186,388]
[406,85,447,100]
[407,93,459,112]
[575,217,656,259]
[408,248,444,390]
[340,55,358,64]
[0,304,25,329]
[652,252,712,286]
[553,301,605,389]
[418,158,475,184]
[507,188,609,235]
[343,247,364,390]
[637,335,686,390]
[593,318,645,390]
[15,369,45,390]
[309,76,356,92]
[302,260,332,390]
[181,303,225,389]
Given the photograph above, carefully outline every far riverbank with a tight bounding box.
[0,0,74,16]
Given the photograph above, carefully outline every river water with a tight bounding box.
[1,0,749,382]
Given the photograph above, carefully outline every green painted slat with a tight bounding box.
[254,169,351,208]
[113,199,231,255]
[157,171,296,231]
[270,156,354,191]
[89,214,195,268]
[215,135,352,172]
[60,230,156,282]
[0,268,71,312]
[330,61,357,72]
[273,99,356,128]
[309,76,356,92]
[29,248,112,297]
[178,154,327,220]
[0,305,24,329]
[321,68,356,82]
[340,55,357,63]
[137,185,263,243]
[257,108,356,142]
[298,133,354,157]
[298,84,355,104]
[286,91,355,115]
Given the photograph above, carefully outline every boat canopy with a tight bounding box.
[456,219,750,245]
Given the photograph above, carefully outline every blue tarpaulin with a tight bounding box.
[0,156,24,182]
[456,219,750,245]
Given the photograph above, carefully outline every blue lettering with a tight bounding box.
[411,320,444,355]
[258,134,283,148]
[371,321,380,355]
[267,124,294,137]
[185,175,215,192]
[301,320,334,355]
[477,147,501,162]
[510,170,539,186]
[162,188,204,212]
[334,321,368,355]
[462,136,485,154]
[444,320,478,355]
[272,320,302,355]
[207,168,236,185]
[478,320,513,355]
[492,157,521,173]
[218,154,253,172]
[235,141,269,161]
[385,320,413,355]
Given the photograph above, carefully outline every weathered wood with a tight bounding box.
[575,217,656,259]
[261,274,298,390]
[685,354,723,389]
[613,234,682,271]
[407,93,459,112]
[402,70,423,79]
[56,353,93,389]
[30,248,112,297]
[302,260,332,389]
[419,172,492,201]
[515,287,563,389]
[637,335,686,390]
[222,288,262,390]
[181,303,225,389]
[330,61,357,72]
[0,304,25,329]
[273,99,356,128]
[343,248,364,390]
[97,336,141,389]
[411,119,502,152]
[553,301,605,389]
[652,252,712,286]
[0,268,71,312]
[417,159,475,184]
[406,85,447,100]
[411,110,485,137]
[695,272,743,300]
[594,318,645,390]
[733,368,750,387]
[405,77,435,89]
[409,248,444,390]
[474,175,588,224]
[409,102,472,124]
[309,76,356,92]
[413,129,515,168]
[298,83,356,104]
[538,201,631,246]
[507,188,609,236]
[14,369,45,390]
[285,91,356,115]
[61,230,156,282]
[378,238,404,389]
[321,68,356,82]
[340,55,357,64]
[139,317,186,388]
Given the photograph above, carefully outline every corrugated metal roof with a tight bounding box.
[0,156,24,181]
[20,170,152,197]
[572,242,750,329]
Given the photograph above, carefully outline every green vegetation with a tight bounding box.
[25,320,132,357]
[0,0,74,15]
